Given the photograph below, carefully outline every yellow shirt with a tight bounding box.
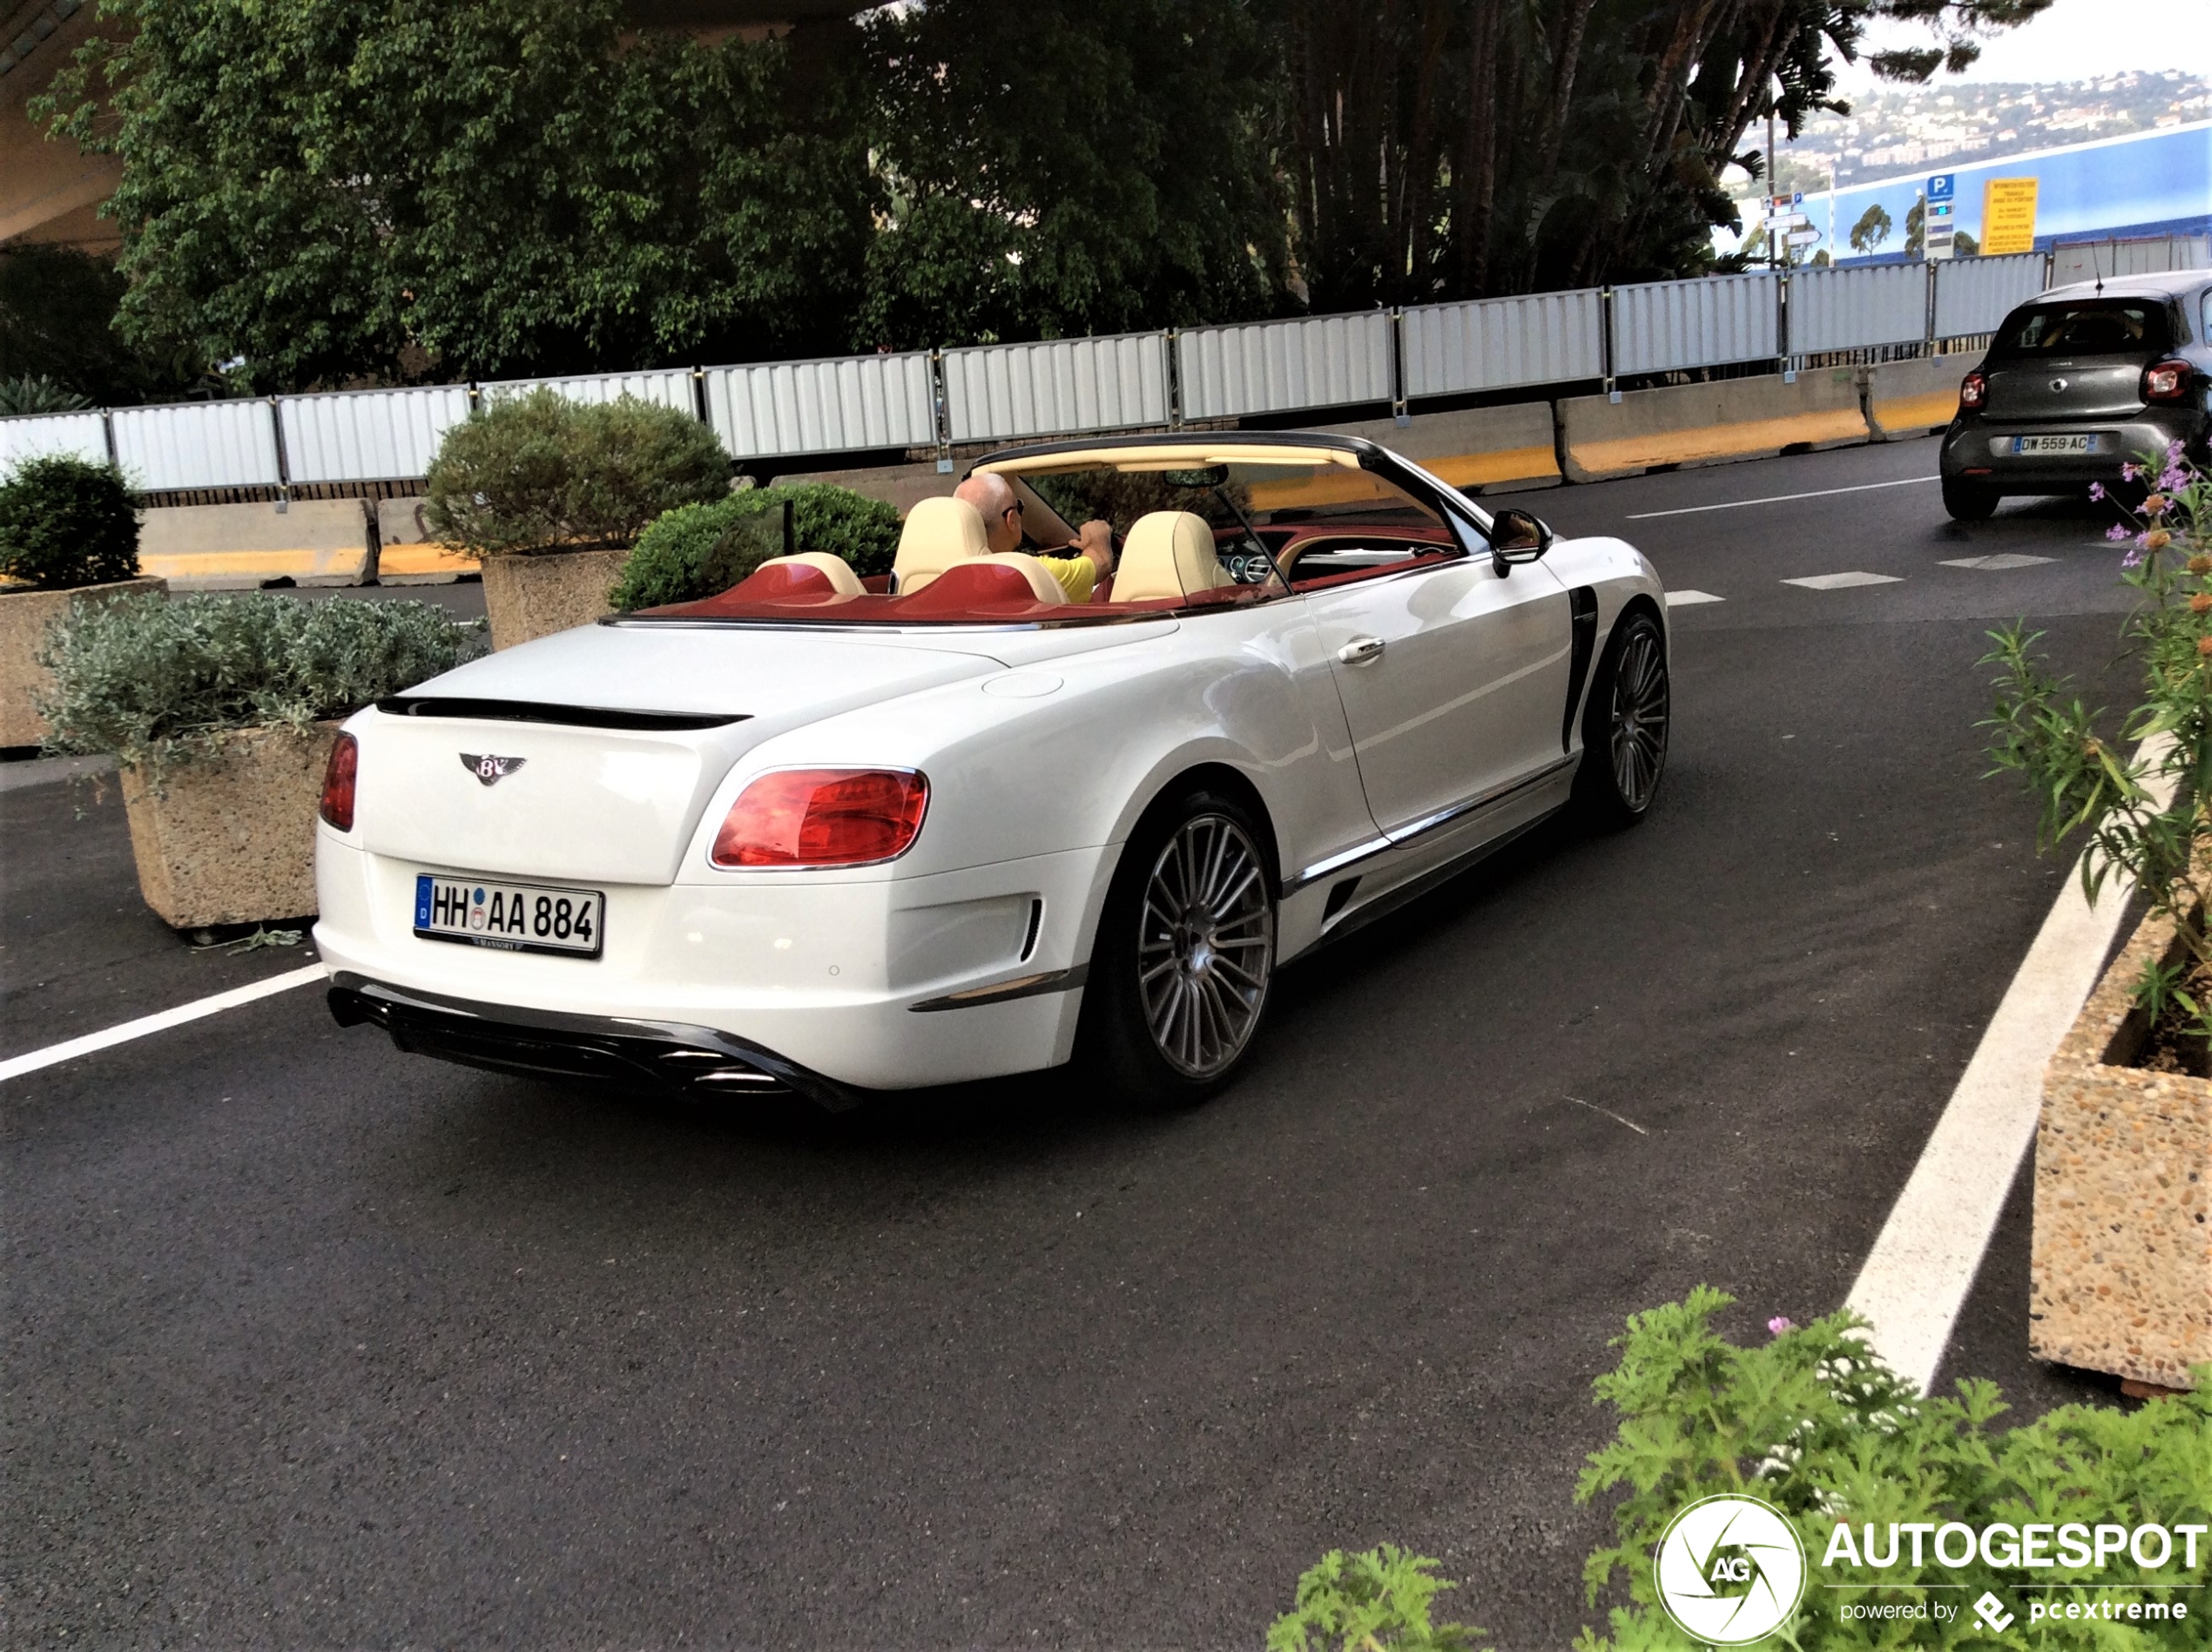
[1038,554,1096,603]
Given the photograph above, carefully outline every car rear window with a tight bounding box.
[1993,300,2172,357]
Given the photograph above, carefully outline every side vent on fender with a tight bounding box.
[1562,587,1600,752]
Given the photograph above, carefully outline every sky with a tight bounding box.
[1830,0,2212,93]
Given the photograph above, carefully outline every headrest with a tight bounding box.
[896,557,1066,614]
[755,552,864,596]
[1113,511,1233,603]
[893,496,988,593]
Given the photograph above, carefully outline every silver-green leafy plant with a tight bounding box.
[1269,1545,1488,1652]
[37,591,480,772]
[1984,444,2212,1039]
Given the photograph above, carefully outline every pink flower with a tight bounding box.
[2123,462,2143,482]
[2107,523,2132,541]
[2088,482,2106,501]
[2124,548,2147,568]
[1768,1316,1797,1337]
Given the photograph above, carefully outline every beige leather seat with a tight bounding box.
[755,552,864,595]
[891,496,989,594]
[986,552,1069,604]
[1113,510,1236,603]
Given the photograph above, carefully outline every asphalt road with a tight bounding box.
[2,437,2153,1649]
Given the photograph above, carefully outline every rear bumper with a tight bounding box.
[327,973,860,1109]
[1941,410,2207,489]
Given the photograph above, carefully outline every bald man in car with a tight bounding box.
[953,472,1114,602]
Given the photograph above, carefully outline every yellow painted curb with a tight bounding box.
[378,542,482,579]
[1571,408,1867,477]
[1425,446,1561,488]
[139,548,368,584]
[1870,391,1959,438]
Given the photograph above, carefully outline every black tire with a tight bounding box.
[1079,784,1277,1109]
[1942,477,1999,521]
[1574,609,1669,829]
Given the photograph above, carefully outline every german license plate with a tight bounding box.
[414,873,604,957]
[2011,434,2099,455]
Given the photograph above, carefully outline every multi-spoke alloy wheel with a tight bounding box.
[1136,813,1275,1079]
[1575,610,1669,827]
[1608,621,1669,812]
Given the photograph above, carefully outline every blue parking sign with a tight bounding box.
[1928,172,1954,201]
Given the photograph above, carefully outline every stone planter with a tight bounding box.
[2033,902,2212,1390]
[479,547,631,651]
[0,577,167,748]
[118,722,340,929]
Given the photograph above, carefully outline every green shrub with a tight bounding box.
[423,388,730,558]
[38,591,482,771]
[0,454,140,590]
[0,374,93,415]
[610,482,903,610]
[1280,1290,2212,1651]
[1269,1547,1487,1652]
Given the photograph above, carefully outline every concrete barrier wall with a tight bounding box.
[1313,403,1560,493]
[138,500,374,588]
[1557,368,1867,482]
[1864,355,1968,441]
[373,496,481,583]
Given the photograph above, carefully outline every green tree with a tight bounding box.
[36,0,873,391]
[856,0,1291,347]
[1905,193,1925,255]
[1848,202,1892,254]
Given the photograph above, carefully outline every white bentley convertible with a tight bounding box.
[317,433,1669,1106]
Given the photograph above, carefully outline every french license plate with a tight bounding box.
[2011,434,2100,455]
[414,873,604,957]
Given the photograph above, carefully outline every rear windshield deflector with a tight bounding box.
[375,697,749,732]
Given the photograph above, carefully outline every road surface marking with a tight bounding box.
[1782,571,1905,590]
[1625,476,1940,519]
[1845,738,2175,1393]
[0,964,327,1085]
[1939,554,2056,570]
[1665,590,1725,607]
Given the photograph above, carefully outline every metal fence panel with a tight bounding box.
[1612,273,1777,375]
[943,333,1169,442]
[1176,312,1393,421]
[2050,235,2212,284]
[278,386,473,484]
[111,401,280,491]
[703,353,936,460]
[1787,263,1927,354]
[1933,253,2047,339]
[1401,289,1603,396]
[0,412,108,470]
[480,368,695,412]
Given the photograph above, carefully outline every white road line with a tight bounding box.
[1782,571,1905,590]
[0,964,327,1085]
[1625,475,1941,520]
[1939,554,2056,570]
[1845,741,2175,1392]
[1665,590,1725,607]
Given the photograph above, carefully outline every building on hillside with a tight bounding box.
[0,0,861,254]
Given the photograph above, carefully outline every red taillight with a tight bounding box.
[2143,358,2190,402]
[1959,370,1987,410]
[319,732,358,832]
[710,768,928,868]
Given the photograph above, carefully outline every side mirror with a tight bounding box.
[1488,508,1553,577]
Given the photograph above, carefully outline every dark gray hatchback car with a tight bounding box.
[1939,268,2212,520]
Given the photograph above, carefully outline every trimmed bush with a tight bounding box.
[610,482,904,610]
[423,388,730,558]
[0,455,140,590]
[38,591,481,771]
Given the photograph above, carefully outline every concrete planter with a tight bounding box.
[479,547,631,651]
[0,577,167,749]
[118,722,340,929]
[2033,902,2212,1390]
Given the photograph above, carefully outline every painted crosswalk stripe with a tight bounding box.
[1782,571,1905,590]
[1939,554,2056,570]
[0,964,327,1084]
[1664,590,1724,607]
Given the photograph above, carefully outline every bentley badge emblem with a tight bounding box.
[2049,377,2068,392]
[461,753,527,786]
